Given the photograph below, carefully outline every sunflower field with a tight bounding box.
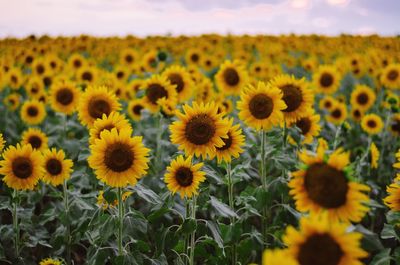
[0,34,400,265]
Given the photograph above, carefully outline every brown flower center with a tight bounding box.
[27,106,39,117]
[82,71,93,82]
[249,93,273,119]
[125,55,133,63]
[298,233,343,265]
[46,158,62,176]
[73,59,82,68]
[168,73,184,93]
[88,98,111,120]
[280,84,303,112]
[388,70,399,81]
[356,93,368,105]
[190,53,199,63]
[216,132,232,151]
[28,136,42,149]
[331,108,342,119]
[185,114,216,145]
[133,104,144,115]
[56,88,74,106]
[36,64,45,75]
[223,68,240,86]
[175,167,193,187]
[12,157,33,179]
[353,109,361,119]
[391,119,400,133]
[367,119,377,128]
[319,73,334,88]
[44,77,52,87]
[104,143,134,172]
[146,83,168,104]
[295,117,311,135]
[304,162,348,208]
[324,100,332,109]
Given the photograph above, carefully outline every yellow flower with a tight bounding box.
[21,128,49,152]
[370,142,380,169]
[42,148,73,186]
[20,99,46,125]
[361,114,383,135]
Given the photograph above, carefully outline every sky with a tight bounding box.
[0,0,399,37]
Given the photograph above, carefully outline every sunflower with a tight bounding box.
[39,258,63,265]
[97,190,133,210]
[32,59,48,77]
[169,101,230,159]
[6,68,23,90]
[120,48,139,67]
[215,60,249,95]
[380,63,400,89]
[68,53,86,71]
[0,133,5,153]
[127,98,146,121]
[0,144,44,190]
[283,214,368,265]
[319,96,337,112]
[195,77,215,103]
[290,110,321,144]
[3,93,20,111]
[313,65,341,94]
[49,81,81,115]
[26,76,45,98]
[326,102,347,125]
[370,142,379,169]
[212,119,245,163]
[164,155,206,199]
[162,65,194,102]
[216,96,234,116]
[142,75,178,113]
[289,140,370,223]
[42,148,73,186]
[389,114,400,136]
[384,182,400,211]
[20,99,46,125]
[89,111,133,145]
[77,66,98,85]
[185,48,202,66]
[78,85,121,127]
[361,114,383,135]
[350,85,376,112]
[88,128,150,188]
[237,82,286,131]
[127,79,144,99]
[262,249,298,265]
[21,128,48,152]
[269,75,314,123]
[350,108,364,122]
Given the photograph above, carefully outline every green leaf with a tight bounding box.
[103,189,117,204]
[181,218,197,235]
[370,249,393,265]
[210,196,238,218]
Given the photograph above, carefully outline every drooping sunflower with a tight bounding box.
[89,111,133,145]
[169,101,230,159]
[127,98,146,121]
[283,214,368,265]
[361,114,383,135]
[350,85,376,112]
[370,142,379,169]
[42,148,73,186]
[21,128,48,152]
[290,110,321,144]
[269,75,314,123]
[20,99,46,125]
[162,65,194,102]
[215,60,249,95]
[389,114,400,136]
[142,75,177,113]
[289,140,370,223]
[380,63,400,89]
[3,93,20,111]
[39,258,63,265]
[49,81,81,115]
[237,82,286,131]
[312,65,341,94]
[384,182,400,211]
[88,128,150,188]
[212,119,245,163]
[164,155,206,199]
[319,96,337,112]
[0,144,44,190]
[78,85,121,127]
[326,102,347,125]
[262,249,298,265]
[0,133,5,153]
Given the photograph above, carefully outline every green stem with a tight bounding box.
[189,196,197,265]
[260,130,268,248]
[155,114,163,169]
[333,124,342,150]
[117,187,124,256]
[63,180,71,265]
[282,119,287,149]
[184,200,190,265]
[226,163,237,265]
[13,189,19,258]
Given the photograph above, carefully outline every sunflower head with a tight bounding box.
[350,84,376,112]
[162,65,194,102]
[20,99,47,125]
[49,81,81,115]
[164,155,206,199]
[42,148,73,186]
[361,113,384,135]
[142,75,178,113]
[21,128,49,152]
[313,65,341,94]
[215,60,249,95]
[212,119,245,163]
[39,257,63,265]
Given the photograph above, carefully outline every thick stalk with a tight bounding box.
[260,130,268,248]
[117,187,124,256]
[63,180,71,265]
[13,189,20,258]
[184,199,190,265]
[333,124,342,150]
[189,196,197,265]
[226,163,237,265]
